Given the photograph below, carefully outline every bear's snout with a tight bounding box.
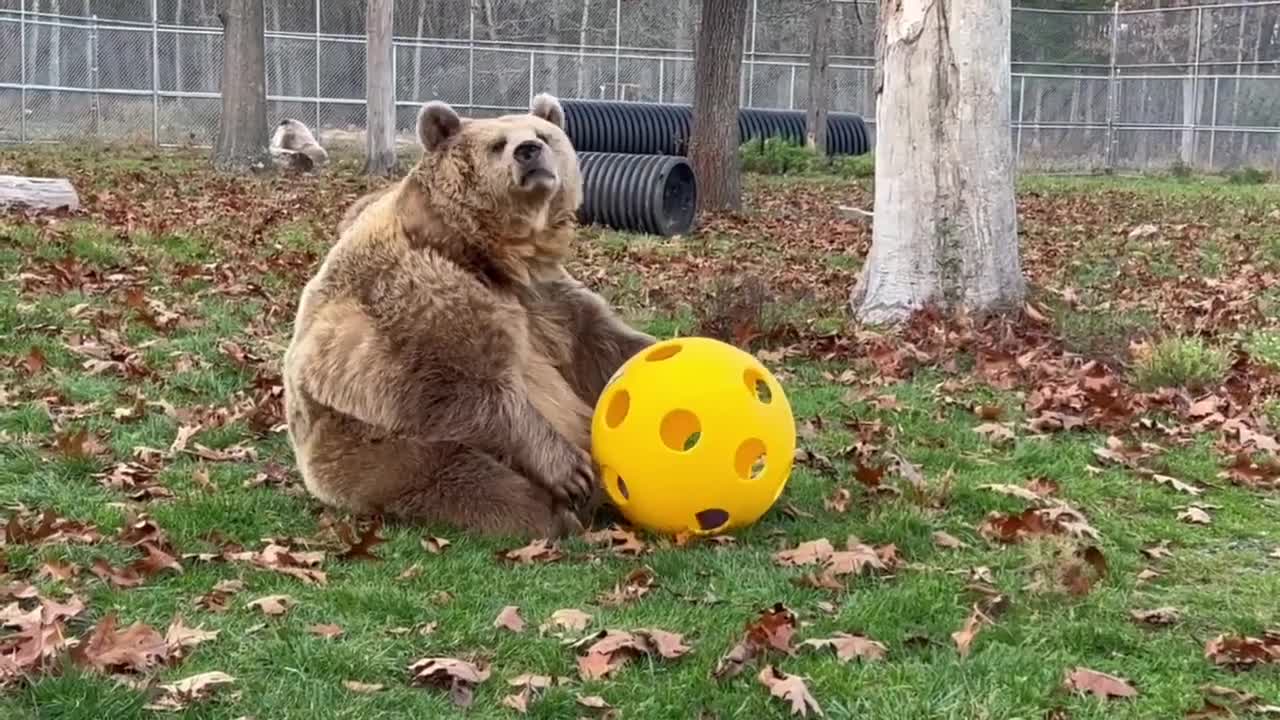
[513,140,543,165]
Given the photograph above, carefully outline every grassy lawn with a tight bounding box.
[2,145,1280,719]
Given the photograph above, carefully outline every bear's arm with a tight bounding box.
[531,272,656,404]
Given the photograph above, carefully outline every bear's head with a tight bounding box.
[407,94,581,260]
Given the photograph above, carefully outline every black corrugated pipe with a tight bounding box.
[576,152,698,237]
[562,100,870,156]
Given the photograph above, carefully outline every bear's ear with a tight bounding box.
[529,93,565,129]
[417,101,461,151]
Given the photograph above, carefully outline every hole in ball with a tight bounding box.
[646,344,682,362]
[735,438,767,480]
[605,390,630,428]
[660,409,701,452]
[696,508,730,532]
[615,475,629,500]
[744,369,772,404]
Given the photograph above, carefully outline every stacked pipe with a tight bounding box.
[576,152,698,237]
[562,100,871,157]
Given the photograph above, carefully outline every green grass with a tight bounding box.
[2,146,1280,720]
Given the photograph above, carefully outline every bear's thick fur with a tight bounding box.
[282,94,654,538]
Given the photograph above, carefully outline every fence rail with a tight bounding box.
[2,1,1279,173]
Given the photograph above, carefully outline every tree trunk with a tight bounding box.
[805,0,832,155]
[689,0,750,214]
[851,0,1024,325]
[212,0,270,173]
[364,0,397,176]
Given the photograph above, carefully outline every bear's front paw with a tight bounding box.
[535,443,597,511]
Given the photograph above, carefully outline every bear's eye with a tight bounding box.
[536,133,551,146]
[489,139,507,154]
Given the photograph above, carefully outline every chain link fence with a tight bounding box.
[1,0,1278,173]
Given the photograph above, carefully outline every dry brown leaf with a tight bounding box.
[800,633,887,663]
[408,657,491,708]
[978,483,1046,504]
[246,594,294,617]
[951,605,989,658]
[713,603,796,680]
[599,566,656,606]
[823,488,851,514]
[1204,632,1280,670]
[932,531,967,550]
[584,526,649,555]
[308,623,344,639]
[973,422,1016,445]
[1130,607,1181,626]
[1063,666,1138,700]
[421,536,451,554]
[757,665,823,717]
[142,670,236,711]
[773,538,834,567]
[495,605,525,633]
[1151,474,1203,496]
[70,612,169,675]
[1179,506,1213,525]
[343,680,385,694]
[500,539,563,564]
[164,617,219,658]
[541,608,593,634]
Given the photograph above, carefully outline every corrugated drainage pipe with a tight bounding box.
[562,100,870,156]
[577,152,698,237]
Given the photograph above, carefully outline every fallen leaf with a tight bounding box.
[246,595,294,617]
[542,608,593,634]
[951,605,989,658]
[334,518,386,561]
[1152,474,1203,496]
[713,603,796,680]
[1204,632,1280,670]
[142,670,236,711]
[309,623,344,639]
[1063,666,1138,700]
[757,665,823,717]
[495,605,525,633]
[1130,607,1181,626]
[974,422,1016,445]
[70,612,169,675]
[164,617,219,658]
[599,566,656,606]
[408,657,491,708]
[584,526,649,555]
[421,536,451,554]
[932,531,967,549]
[1179,506,1213,525]
[343,680,385,694]
[773,539,834,567]
[500,539,563,564]
[800,633,887,663]
[577,694,612,710]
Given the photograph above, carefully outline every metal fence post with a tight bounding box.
[1104,1,1120,171]
[1015,75,1026,167]
[613,0,621,100]
[314,0,321,130]
[19,2,26,143]
[90,14,100,137]
[788,66,796,110]
[1210,77,1219,169]
[658,58,664,103]
[467,2,475,112]
[747,0,758,107]
[528,50,535,100]
[151,0,160,146]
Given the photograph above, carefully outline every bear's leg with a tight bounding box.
[385,442,583,539]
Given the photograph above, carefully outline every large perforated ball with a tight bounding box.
[590,336,796,536]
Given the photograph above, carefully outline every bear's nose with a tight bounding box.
[513,140,542,164]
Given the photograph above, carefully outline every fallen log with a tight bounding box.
[0,175,81,212]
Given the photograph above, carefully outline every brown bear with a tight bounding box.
[282,93,655,538]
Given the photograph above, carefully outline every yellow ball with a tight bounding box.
[590,336,796,536]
